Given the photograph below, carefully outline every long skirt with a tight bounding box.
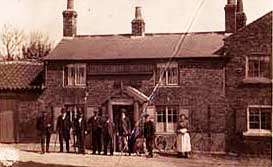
[177,132,191,153]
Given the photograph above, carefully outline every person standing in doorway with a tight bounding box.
[74,112,87,154]
[88,109,103,155]
[103,114,115,156]
[36,101,52,154]
[118,109,131,155]
[56,108,71,153]
[144,114,155,158]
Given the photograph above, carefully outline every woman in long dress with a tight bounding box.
[176,114,191,158]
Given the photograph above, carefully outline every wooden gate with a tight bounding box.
[0,110,15,143]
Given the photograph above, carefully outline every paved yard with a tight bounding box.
[0,144,271,167]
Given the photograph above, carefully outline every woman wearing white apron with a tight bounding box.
[176,114,191,158]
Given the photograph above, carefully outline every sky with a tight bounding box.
[0,0,272,45]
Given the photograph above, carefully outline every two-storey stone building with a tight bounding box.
[224,11,272,154]
[42,0,230,152]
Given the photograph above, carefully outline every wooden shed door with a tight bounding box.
[0,98,17,143]
[0,110,15,143]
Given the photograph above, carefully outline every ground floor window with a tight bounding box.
[246,105,272,136]
[156,105,178,133]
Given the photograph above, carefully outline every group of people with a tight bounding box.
[36,106,157,158]
[36,102,191,158]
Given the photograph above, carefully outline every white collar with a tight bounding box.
[62,113,66,119]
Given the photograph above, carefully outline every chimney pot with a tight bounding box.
[236,0,247,30]
[135,6,142,19]
[67,0,74,10]
[227,0,236,5]
[236,0,244,13]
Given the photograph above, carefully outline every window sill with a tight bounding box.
[243,130,272,137]
[157,85,180,88]
[155,132,176,135]
[243,78,272,84]
[63,85,86,89]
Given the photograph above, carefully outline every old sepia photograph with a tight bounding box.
[0,0,272,167]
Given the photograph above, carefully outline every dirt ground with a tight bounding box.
[0,143,271,167]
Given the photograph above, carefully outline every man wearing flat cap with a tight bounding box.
[102,114,115,156]
[144,113,155,158]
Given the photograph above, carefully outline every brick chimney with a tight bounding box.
[236,0,247,31]
[63,0,77,37]
[224,0,236,33]
[131,7,145,37]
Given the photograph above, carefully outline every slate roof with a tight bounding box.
[0,61,44,90]
[45,31,226,60]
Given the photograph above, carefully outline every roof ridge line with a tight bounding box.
[75,31,226,38]
[0,61,43,65]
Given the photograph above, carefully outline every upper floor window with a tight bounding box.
[64,64,86,87]
[156,62,178,86]
[246,55,271,79]
[156,105,178,133]
[244,105,272,137]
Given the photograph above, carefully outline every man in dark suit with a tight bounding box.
[118,109,131,154]
[144,114,155,158]
[103,114,115,156]
[56,108,71,153]
[74,112,87,154]
[88,109,103,155]
[36,102,52,154]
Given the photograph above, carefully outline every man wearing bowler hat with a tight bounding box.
[56,108,71,153]
[88,108,103,155]
[74,111,87,154]
[36,100,53,154]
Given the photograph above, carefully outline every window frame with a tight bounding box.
[156,62,179,86]
[156,105,178,133]
[245,54,271,83]
[244,105,272,137]
[63,64,86,88]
